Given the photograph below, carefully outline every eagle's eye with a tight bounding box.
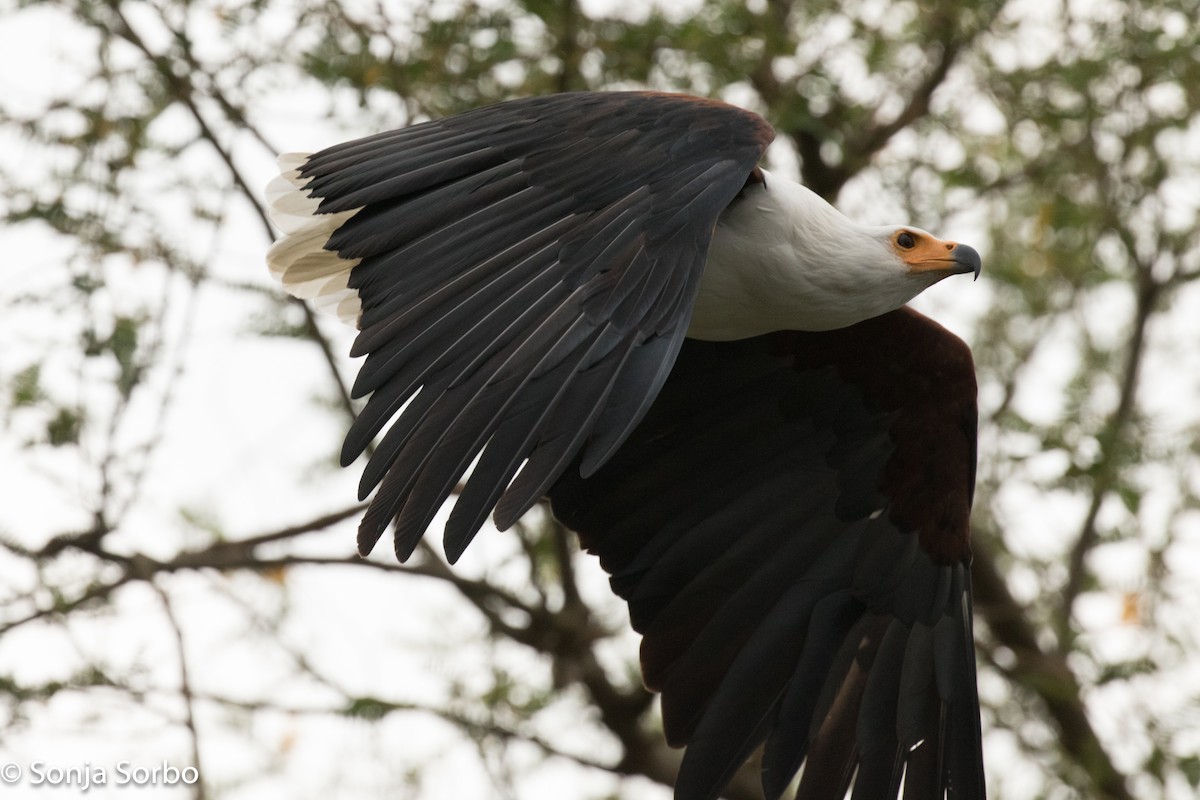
[896,231,917,249]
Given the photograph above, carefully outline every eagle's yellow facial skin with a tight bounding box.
[894,230,974,278]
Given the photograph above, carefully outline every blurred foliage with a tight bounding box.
[2,0,1199,798]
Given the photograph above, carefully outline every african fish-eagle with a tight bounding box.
[266,91,985,800]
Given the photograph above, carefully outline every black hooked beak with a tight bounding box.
[951,243,982,281]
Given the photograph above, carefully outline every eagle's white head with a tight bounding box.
[689,169,980,340]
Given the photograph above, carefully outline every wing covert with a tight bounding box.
[549,307,984,800]
[266,92,774,561]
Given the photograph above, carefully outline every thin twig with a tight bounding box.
[104,0,357,420]
[153,582,206,800]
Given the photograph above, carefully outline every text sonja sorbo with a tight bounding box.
[1,760,199,791]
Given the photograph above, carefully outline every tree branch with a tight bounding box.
[971,536,1133,800]
[1056,267,1162,647]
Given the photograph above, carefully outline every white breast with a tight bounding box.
[686,170,920,340]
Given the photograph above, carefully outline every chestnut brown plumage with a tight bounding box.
[551,308,982,799]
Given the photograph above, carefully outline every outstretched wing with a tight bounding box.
[549,308,985,800]
[267,92,774,562]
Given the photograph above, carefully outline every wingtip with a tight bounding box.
[492,486,538,531]
[358,500,423,564]
[356,519,384,557]
[392,524,425,563]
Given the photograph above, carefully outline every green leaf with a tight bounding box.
[47,407,82,447]
[10,364,44,408]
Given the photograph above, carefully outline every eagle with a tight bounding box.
[266,91,985,800]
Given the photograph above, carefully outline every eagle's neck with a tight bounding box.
[687,169,921,341]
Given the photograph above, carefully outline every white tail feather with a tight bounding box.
[265,153,363,326]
